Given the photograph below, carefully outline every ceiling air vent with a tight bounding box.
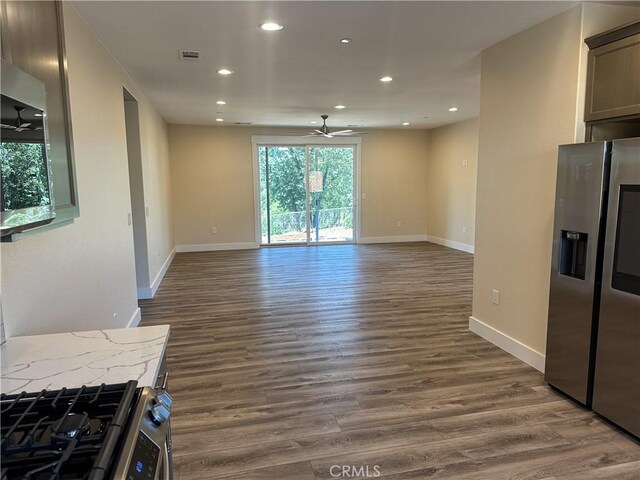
[235,122,252,125]
[179,50,200,61]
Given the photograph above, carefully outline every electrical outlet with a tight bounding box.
[362,193,366,200]
[212,227,218,234]
[462,158,469,167]
[462,225,466,234]
[396,221,402,228]
[492,289,500,305]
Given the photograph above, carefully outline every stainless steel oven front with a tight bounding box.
[112,375,173,480]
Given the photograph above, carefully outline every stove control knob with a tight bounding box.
[150,403,171,425]
[156,391,173,410]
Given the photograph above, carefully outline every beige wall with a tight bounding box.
[169,125,429,246]
[137,97,173,281]
[426,119,478,249]
[472,3,640,358]
[0,4,173,337]
[359,129,429,240]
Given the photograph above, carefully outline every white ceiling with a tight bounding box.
[72,1,577,129]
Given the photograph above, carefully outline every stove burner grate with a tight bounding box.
[1,381,138,480]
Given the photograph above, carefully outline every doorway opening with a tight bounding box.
[255,141,358,245]
[123,88,149,298]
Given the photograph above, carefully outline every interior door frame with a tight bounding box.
[251,135,361,246]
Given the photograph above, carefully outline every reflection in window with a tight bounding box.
[1,142,50,211]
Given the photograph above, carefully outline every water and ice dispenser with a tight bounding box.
[559,230,588,280]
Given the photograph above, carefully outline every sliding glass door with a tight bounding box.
[258,145,355,245]
[308,146,354,243]
[259,146,307,244]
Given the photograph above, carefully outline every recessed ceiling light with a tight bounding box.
[216,100,226,105]
[402,122,410,126]
[380,76,393,82]
[216,118,224,122]
[334,105,346,109]
[260,22,284,31]
[340,38,351,44]
[217,69,233,75]
[448,107,458,112]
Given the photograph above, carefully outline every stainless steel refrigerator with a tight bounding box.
[546,137,639,438]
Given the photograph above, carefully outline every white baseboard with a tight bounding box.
[137,248,176,300]
[426,235,474,254]
[176,242,259,253]
[126,307,142,328]
[469,316,545,373]
[359,235,427,244]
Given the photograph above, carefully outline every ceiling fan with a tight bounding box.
[300,115,367,138]
[0,106,42,132]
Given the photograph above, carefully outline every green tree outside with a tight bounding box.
[1,142,50,210]
[259,146,354,241]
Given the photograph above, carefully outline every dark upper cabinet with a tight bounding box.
[585,24,640,122]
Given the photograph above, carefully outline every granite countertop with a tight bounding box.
[0,325,170,395]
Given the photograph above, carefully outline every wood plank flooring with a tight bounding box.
[139,243,639,480]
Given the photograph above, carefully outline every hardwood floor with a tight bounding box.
[139,243,639,480]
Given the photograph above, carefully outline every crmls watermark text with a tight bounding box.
[329,465,382,478]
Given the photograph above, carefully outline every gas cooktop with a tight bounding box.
[1,381,138,480]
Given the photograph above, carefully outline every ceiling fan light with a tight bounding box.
[340,38,351,44]
[402,122,410,126]
[448,107,458,112]
[217,68,233,75]
[380,76,393,82]
[216,100,226,105]
[334,105,346,109]
[216,118,224,122]
[302,115,368,138]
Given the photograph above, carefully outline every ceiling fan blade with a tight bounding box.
[18,122,31,128]
[329,129,353,135]
[301,134,321,137]
[1,123,16,129]
[313,129,325,135]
